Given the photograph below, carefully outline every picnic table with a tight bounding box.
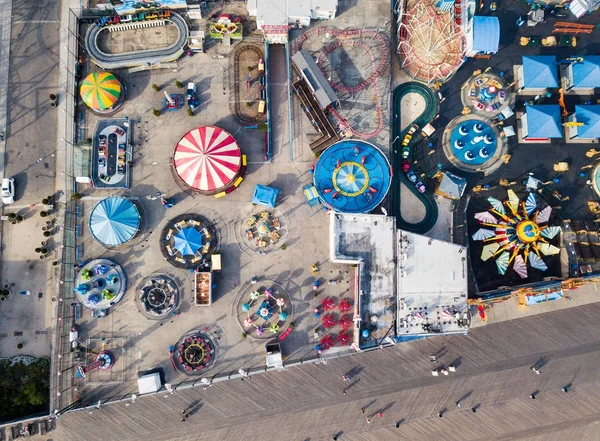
[246,229,254,240]
[175,220,186,229]
[247,216,257,226]
[175,257,186,264]
[166,229,173,240]
[272,219,281,230]
[260,211,270,220]
[166,245,175,256]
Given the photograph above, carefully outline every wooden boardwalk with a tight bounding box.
[46,303,600,441]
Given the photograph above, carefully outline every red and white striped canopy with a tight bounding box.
[173,126,242,193]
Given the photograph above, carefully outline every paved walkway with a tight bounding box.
[47,302,600,441]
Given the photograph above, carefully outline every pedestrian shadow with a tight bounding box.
[533,357,548,369]
[362,399,376,412]
[346,366,364,377]
[450,356,462,368]
[188,400,203,415]
[344,378,361,391]
[458,390,472,403]
[395,418,405,427]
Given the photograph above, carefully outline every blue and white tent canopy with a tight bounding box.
[525,193,537,215]
[89,197,140,246]
[173,227,203,256]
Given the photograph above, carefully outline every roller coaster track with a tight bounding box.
[391,82,440,235]
[85,12,189,69]
[295,27,388,139]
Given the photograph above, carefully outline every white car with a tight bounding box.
[1,177,14,204]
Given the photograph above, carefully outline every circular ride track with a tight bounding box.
[85,12,189,69]
[391,82,439,234]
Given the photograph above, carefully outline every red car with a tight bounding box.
[402,160,410,173]
[114,127,125,136]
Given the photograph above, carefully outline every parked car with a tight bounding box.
[407,171,417,183]
[187,82,199,110]
[1,177,15,204]
[402,147,410,159]
[401,134,412,146]
[416,181,426,193]
[402,160,410,173]
[114,127,125,136]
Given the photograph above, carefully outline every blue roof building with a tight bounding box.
[565,56,600,91]
[468,17,500,56]
[574,105,600,139]
[519,56,558,92]
[522,105,562,140]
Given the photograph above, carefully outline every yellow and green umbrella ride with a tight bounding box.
[80,72,122,111]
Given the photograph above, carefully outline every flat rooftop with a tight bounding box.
[397,231,469,336]
[292,49,338,109]
[330,213,395,342]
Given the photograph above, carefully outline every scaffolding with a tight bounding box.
[397,1,464,83]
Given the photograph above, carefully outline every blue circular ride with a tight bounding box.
[314,140,391,213]
[450,120,497,165]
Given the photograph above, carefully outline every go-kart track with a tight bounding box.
[391,82,439,235]
[85,12,189,69]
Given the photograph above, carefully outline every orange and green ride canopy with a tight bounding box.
[80,72,121,110]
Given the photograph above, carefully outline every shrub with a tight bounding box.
[175,80,183,88]
[52,261,58,267]
[71,193,82,200]
[35,248,42,253]
[85,137,93,145]
[42,198,49,205]
[39,211,48,218]
[245,102,251,107]
[187,108,194,117]
[241,333,247,339]
[152,84,160,91]
[152,108,160,117]
[247,66,252,72]
[41,248,48,255]
[258,122,268,132]
[16,215,23,223]
[7,213,15,220]
[43,231,51,237]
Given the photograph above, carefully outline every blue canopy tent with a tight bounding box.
[173,227,203,256]
[568,56,600,91]
[252,184,279,208]
[523,105,562,139]
[471,17,500,55]
[575,105,600,139]
[521,56,558,90]
[89,197,140,246]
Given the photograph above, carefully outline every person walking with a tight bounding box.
[438,412,443,418]
[361,408,366,414]
[471,407,477,413]
[562,386,568,392]
[531,366,540,374]
[343,390,347,396]
[456,401,462,408]
[529,394,536,399]
[377,412,383,419]
[366,417,371,424]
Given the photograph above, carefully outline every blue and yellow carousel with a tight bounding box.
[313,140,391,213]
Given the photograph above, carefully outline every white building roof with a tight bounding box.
[251,0,337,24]
[330,213,396,341]
[397,231,469,337]
[137,373,161,395]
[256,0,288,25]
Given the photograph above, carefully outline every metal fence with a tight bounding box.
[49,7,82,415]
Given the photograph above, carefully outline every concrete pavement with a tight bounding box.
[0,0,61,360]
